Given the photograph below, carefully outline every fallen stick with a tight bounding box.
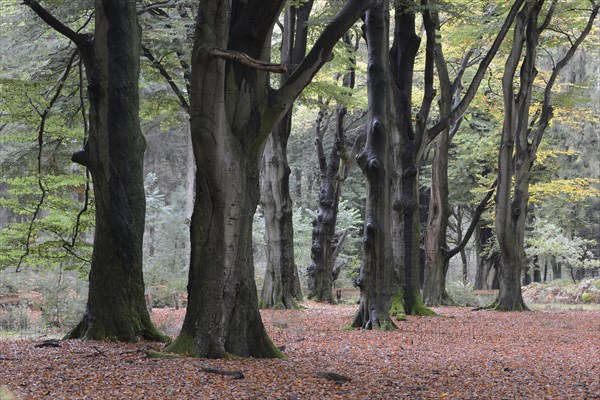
[316,371,352,383]
[201,367,244,379]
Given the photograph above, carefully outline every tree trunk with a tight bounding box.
[66,0,166,341]
[260,112,301,309]
[492,3,538,312]
[474,225,498,290]
[532,255,541,283]
[422,43,450,305]
[352,0,397,330]
[389,3,434,317]
[306,31,360,302]
[551,256,561,280]
[493,0,598,309]
[166,0,375,357]
[307,106,356,301]
[259,2,313,309]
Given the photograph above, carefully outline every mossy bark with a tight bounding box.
[389,4,434,317]
[65,0,167,342]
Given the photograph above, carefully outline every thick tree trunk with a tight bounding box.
[389,4,434,317]
[169,142,280,357]
[166,0,375,357]
[164,0,281,358]
[67,0,166,341]
[352,0,396,330]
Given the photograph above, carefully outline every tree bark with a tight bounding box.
[389,2,434,317]
[307,33,359,302]
[351,0,397,330]
[25,0,167,342]
[260,112,302,309]
[259,2,313,309]
[166,0,376,357]
[422,10,452,305]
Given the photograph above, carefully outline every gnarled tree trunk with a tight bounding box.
[352,0,397,330]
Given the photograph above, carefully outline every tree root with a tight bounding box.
[472,300,530,312]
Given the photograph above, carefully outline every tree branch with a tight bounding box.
[208,47,288,73]
[16,51,78,272]
[426,0,527,144]
[142,45,190,112]
[416,0,438,158]
[445,180,497,260]
[530,3,599,155]
[278,0,378,107]
[137,1,177,15]
[23,0,86,47]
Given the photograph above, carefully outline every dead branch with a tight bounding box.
[201,367,244,379]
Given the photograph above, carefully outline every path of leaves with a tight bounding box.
[1,302,599,399]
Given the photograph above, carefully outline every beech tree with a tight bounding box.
[389,0,524,315]
[490,0,598,311]
[258,1,313,309]
[351,0,397,330]
[306,32,363,303]
[23,0,167,341]
[165,0,377,358]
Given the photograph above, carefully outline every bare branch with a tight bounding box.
[209,47,288,74]
[137,1,177,15]
[142,45,190,112]
[426,0,527,143]
[445,180,497,260]
[530,3,599,154]
[278,0,378,106]
[23,0,86,47]
[16,51,78,272]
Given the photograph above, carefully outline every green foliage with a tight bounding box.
[446,280,479,307]
[143,173,189,298]
[526,219,598,273]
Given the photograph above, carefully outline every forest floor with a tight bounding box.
[1,302,599,400]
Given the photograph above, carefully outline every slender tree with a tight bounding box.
[259,1,314,309]
[307,32,363,303]
[389,0,525,316]
[23,0,167,341]
[165,0,377,358]
[490,0,598,310]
